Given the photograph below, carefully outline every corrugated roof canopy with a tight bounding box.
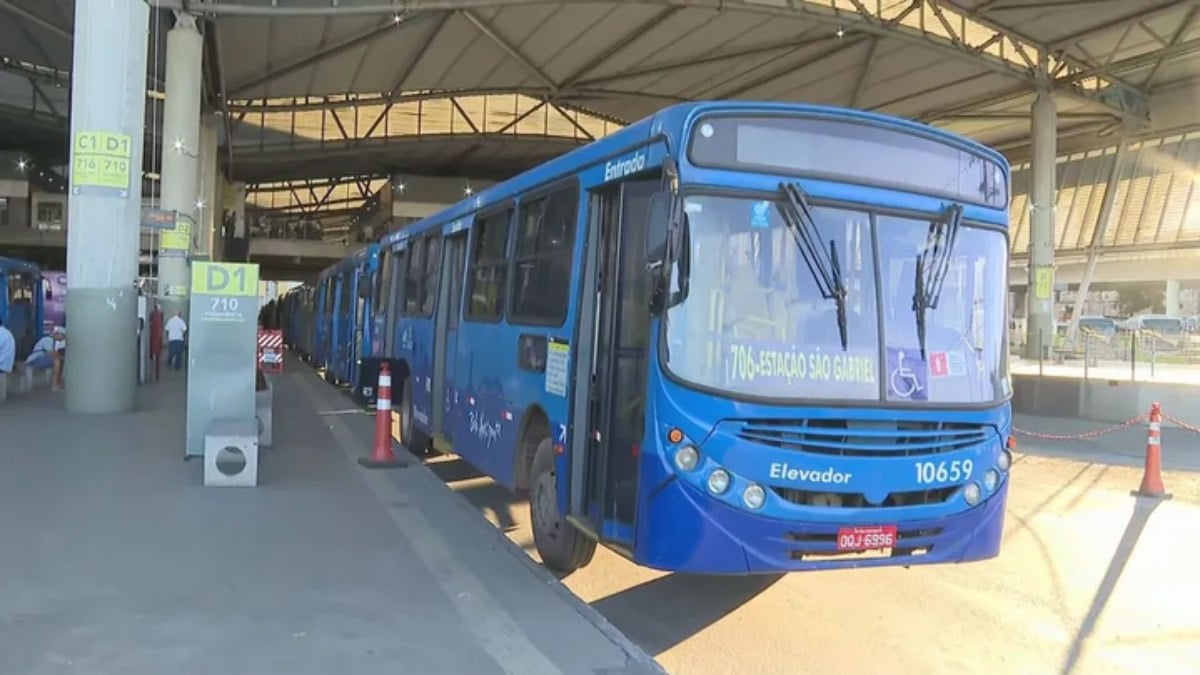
[1,0,1198,224]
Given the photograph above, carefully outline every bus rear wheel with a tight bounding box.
[530,437,596,574]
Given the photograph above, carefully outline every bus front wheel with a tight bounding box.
[530,437,596,574]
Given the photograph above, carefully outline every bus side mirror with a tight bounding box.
[44,287,52,300]
[645,192,671,265]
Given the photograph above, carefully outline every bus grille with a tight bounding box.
[736,418,988,457]
[772,485,959,508]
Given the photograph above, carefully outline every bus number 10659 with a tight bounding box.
[915,459,973,485]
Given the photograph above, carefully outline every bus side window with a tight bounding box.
[403,238,426,316]
[510,183,580,325]
[420,235,442,317]
[387,248,408,352]
[465,209,512,322]
[339,271,352,314]
[377,248,393,314]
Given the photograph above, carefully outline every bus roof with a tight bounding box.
[0,256,42,275]
[380,100,1009,249]
[317,243,378,280]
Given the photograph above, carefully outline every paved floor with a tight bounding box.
[1014,413,1200,472]
[1011,358,1200,385]
[0,367,660,675]
[421,411,1200,674]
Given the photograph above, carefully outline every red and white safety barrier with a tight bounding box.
[258,329,284,374]
[1013,401,1200,500]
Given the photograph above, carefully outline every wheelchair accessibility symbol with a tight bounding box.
[887,348,928,401]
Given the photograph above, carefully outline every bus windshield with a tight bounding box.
[662,194,1008,405]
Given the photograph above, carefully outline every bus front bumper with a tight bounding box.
[637,477,1008,574]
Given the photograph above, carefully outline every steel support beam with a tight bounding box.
[0,0,72,41]
[461,10,558,90]
[558,6,681,89]
[1048,0,1200,50]
[1065,138,1129,347]
[850,37,878,108]
[227,18,405,96]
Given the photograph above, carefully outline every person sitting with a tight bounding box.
[22,326,64,392]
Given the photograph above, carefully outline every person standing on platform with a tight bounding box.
[165,311,188,371]
[149,304,164,380]
[0,317,15,402]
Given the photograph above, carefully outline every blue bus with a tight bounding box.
[315,244,382,390]
[363,101,1012,575]
[0,256,48,360]
[280,283,317,360]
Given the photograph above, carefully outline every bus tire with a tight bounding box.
[530,437,596,574]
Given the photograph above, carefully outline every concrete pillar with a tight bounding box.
[64,0,149,413]
[197,114,220,260]
[1165,279,1181,317]
[157,12,203,319]
[1024,88,1057,358]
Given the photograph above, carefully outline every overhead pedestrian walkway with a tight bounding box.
[0,361,660,675]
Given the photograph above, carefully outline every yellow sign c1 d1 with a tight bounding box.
[72,130,132,192]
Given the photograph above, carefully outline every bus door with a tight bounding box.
[431,232,468,444]
[318,279,333,368]
[351,265,367,388]
[335,274,351,379]
[576,177,658,543]
[2,272,36,354]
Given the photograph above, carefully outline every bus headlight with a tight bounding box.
[675,445,699,472]
[707,469,731,495]
[984,470,999,492]
[963,482,982,506]
[742,483,766,510]
[997,449,1012,472]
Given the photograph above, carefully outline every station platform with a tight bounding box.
[0,364,661,675]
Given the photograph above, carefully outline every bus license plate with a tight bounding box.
[836,525,897,552]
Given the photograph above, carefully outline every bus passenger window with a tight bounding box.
[11,274,32,302]
[403,239,425,316]
[378,249,393,312]
[510,184,579,325]
[466,209,511,321]
[420,235,442,316]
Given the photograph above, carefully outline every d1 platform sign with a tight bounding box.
[192,262,259,296]
[72,131,132,197]
[192,262,258,326]
[186,262,261,458]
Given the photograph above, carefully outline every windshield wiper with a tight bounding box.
[778,182,849,351]
[912,203,963,359]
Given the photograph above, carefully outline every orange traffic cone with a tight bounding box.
[1132,402,1171,499]
[358,363,407,469]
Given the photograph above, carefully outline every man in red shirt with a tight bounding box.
[149,304,164,380]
